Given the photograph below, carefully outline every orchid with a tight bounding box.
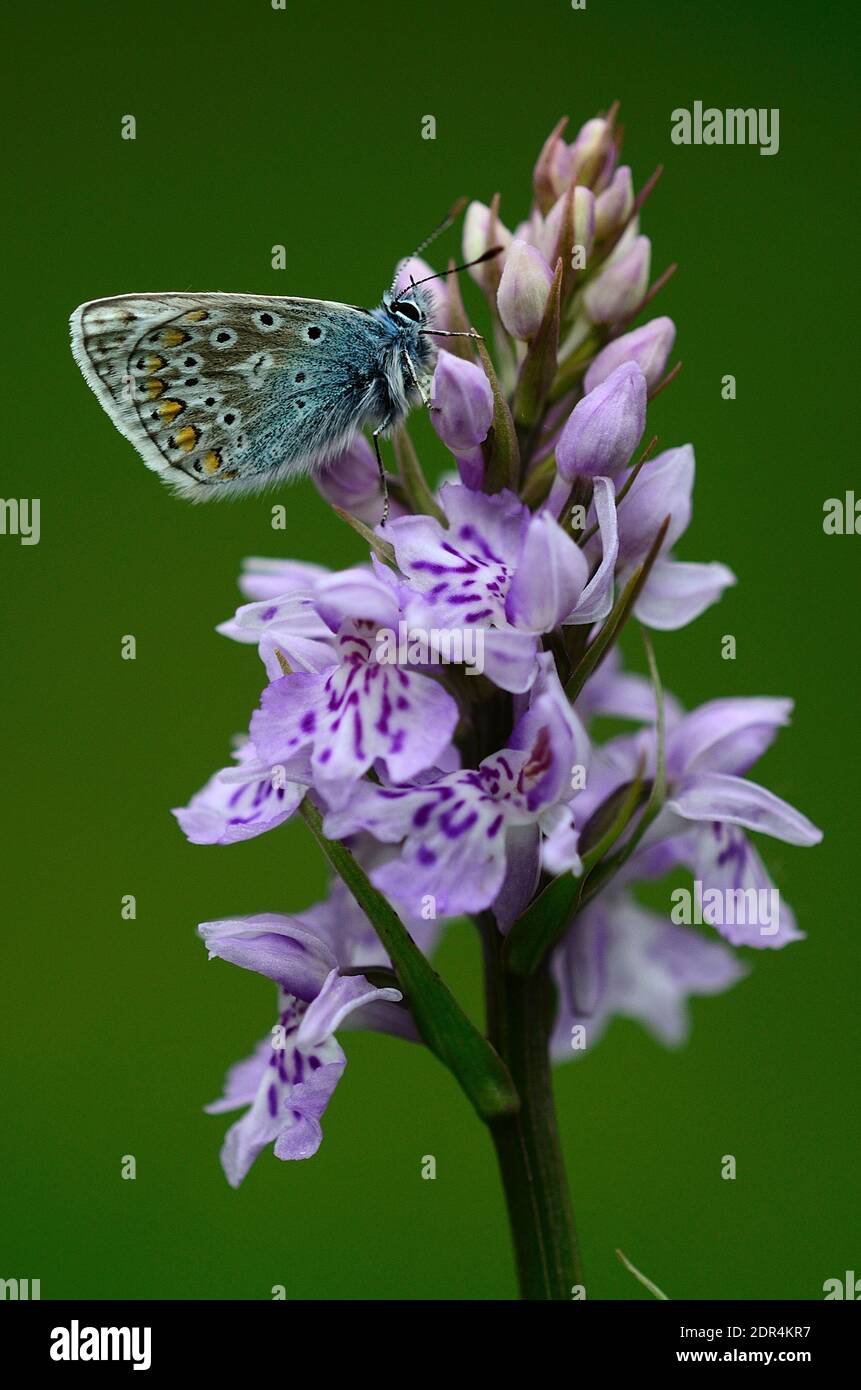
[174,108,822,1300]
[200,898,415,1186]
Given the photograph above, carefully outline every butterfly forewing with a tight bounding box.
[70,292,384,496]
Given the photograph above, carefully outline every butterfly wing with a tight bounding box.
[70,292,387,496]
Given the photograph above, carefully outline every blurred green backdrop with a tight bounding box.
[1,0,858,1300]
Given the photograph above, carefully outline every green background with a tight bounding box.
[2,0,858,1300]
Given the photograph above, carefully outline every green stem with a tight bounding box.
[480,917,583,1299]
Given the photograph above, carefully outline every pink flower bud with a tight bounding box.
[431,351,493,451]
[539,187,596,265]
[497,239,554,341]
[315,437,405,524]
[569,117,611,187]
[557,362,647,481]
[532,117,573,210]
[584,316,677,392]
[583,235,651,323]
[594,166,634,240]
[462,200,513,292]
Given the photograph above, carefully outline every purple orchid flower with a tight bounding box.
[201,901,415,1187]
[171,108,823,1259]
[547,695,821,948]
[386,481,619,691]
[249,568,459,808]
[550,888,746,1053]
[582,443,736,630]
[173,738,309,846]
[323,655,589,926]
[218,587,336,681]
[314,434,407,524]
[431,351,494,490]
[235,556,329,603]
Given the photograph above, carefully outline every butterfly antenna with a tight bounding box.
[391,198,470,289]
[401,246,503,294]
[412,196,468,260]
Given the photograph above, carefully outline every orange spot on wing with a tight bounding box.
[157,398,184,421]
[203,449,222,474]
[184,309,208,322]
[172,425,200,452]
[161,328,189,348]
[145,354,166,373]
[145,378,165,399]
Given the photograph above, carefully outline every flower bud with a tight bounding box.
[556,362,647,481]
[532,117,572,212]
[594,165,634,240]
[583,235,651,324]
[497,239,554,341]
[315,436,403,524]
[462,199,512,293]
[431,350,493,451]
[569,117,611,188]
[539,186,596,266]
[584,316,676,393]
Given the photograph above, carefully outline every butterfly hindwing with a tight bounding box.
[70,292,385,496]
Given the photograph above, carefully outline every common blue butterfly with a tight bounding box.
[69,209,496,519]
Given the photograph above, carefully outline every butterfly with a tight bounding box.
[70,210,496,519]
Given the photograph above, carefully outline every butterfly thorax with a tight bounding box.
[367,284,437,430]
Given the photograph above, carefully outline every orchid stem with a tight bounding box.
[479,915,582,1299]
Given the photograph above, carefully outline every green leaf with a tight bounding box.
[299,799,519,1122]
[392,427,447,525]
[578,759,646,876]
[332,506,398,570]
[513,258,563,430]
[477,338,520,493]
[504,764,646,977]
[573,627,668,912]
[519,453,557,509]
[563,515,670,702]
[503,873,580,978]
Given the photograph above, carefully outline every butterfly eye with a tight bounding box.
[394,301,422,323]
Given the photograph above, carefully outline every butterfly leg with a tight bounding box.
[403,350,432,410]
[420,329,484,341]
[372,421,391,526]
